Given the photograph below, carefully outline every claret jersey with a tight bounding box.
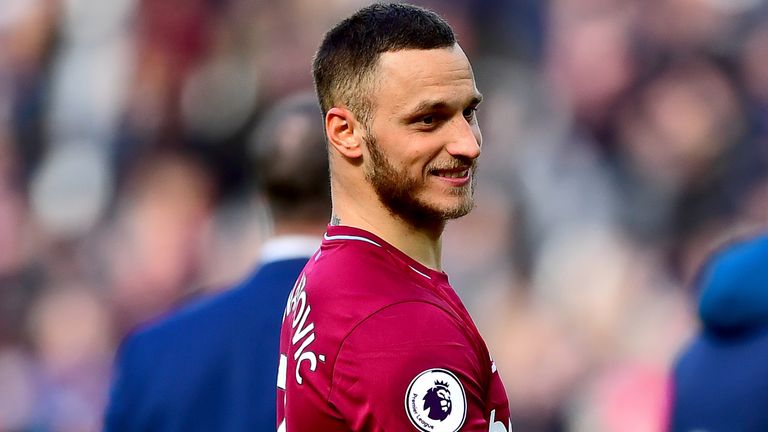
[276,226,512,431]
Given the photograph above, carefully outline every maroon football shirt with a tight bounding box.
[276,226,512,431]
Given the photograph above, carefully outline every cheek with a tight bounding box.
[376,131,441,177]
[390,149,430,178]
[406,141,443,170]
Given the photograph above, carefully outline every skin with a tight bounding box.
[325,43,483,270]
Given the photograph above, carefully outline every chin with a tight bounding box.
[443,203,474,220]
[426,197,475,220]
[436,190,475,212]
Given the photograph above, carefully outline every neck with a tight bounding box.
[331,181,445,271]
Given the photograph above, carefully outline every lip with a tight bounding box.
[431,169,471,187]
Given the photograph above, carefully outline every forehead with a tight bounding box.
[372,44,479,115]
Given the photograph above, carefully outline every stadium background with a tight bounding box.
[1,0,767,430]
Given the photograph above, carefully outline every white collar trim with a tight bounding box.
[259,235,321,265]
[323,232,382,247]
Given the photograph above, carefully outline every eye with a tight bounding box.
[463,107,477,121]
[421,115,435,125]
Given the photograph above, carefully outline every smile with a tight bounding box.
[435,170,469,179]
[430,168,471,187]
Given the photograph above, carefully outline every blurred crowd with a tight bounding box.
[0,0,767,431]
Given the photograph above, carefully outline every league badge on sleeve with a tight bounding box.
[405,368,467,432]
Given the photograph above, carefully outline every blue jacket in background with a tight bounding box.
[670,233,768,432]
[104,238,317,432]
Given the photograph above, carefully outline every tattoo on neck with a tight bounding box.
[331,214,341,226]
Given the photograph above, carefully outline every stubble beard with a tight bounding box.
[363,134,476,230]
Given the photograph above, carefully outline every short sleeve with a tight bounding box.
[328,301,492,432]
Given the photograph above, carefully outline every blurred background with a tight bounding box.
[0,0,767,430]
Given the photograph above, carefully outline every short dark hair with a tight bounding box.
[249,92,330,222]
[312,3,456,124]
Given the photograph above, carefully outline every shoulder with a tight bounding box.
[310,237,391,277]
[121,259,304,358]
[340,301,477,359]
[304,240,429,301]
[290,248,447,345]
[333,301,485,391]
[129,287,247,348]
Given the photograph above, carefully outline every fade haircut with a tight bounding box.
[312,3,456,125]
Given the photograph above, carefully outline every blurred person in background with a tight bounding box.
[103,92,330,432]
[670,233,768,431]
[106,151,216,332]
[277,4,512,431]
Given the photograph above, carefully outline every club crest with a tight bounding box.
[405,368,466,432]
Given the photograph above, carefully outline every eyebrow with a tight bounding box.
[406,93,484,117]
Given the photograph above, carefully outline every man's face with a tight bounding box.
[362,44,483,229]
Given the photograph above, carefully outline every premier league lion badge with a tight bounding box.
[405,368,467,432]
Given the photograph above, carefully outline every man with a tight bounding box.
[669,233,768,431]
[104,92,330,432]
[277,4,512,431]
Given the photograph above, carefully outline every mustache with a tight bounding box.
[427,157,477,173]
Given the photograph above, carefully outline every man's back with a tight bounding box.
[277,226,511,431]
[105,249,313,432]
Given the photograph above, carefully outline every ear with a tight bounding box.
[325,107,363,159]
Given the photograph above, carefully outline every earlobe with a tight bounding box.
[326,107,363,159]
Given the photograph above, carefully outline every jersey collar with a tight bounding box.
[323,225,450,283]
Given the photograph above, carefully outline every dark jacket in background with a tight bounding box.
[670,234,768,432]
[104,238,317,432]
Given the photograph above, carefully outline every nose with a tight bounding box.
[445,116,481,160]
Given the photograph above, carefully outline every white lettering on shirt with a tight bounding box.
[284,274,324,384]
[488,409,511,432]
